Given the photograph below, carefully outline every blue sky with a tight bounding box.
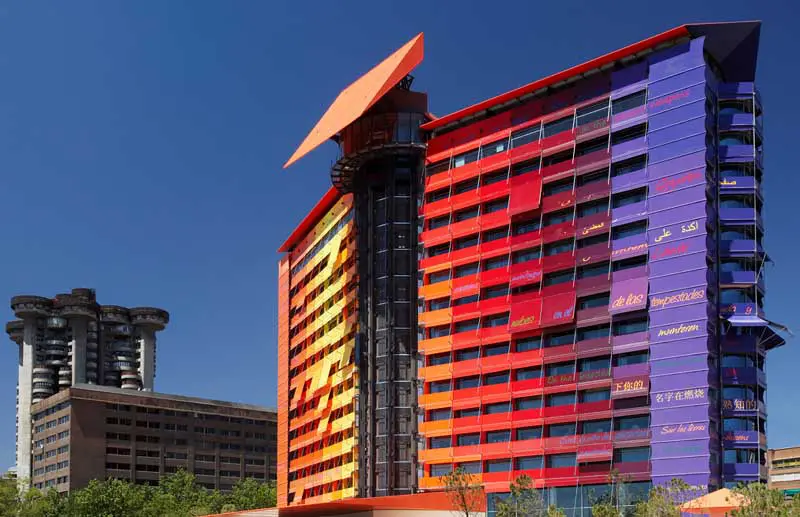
[0,0,798,469]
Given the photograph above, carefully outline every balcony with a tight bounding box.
[722,430,764,448]
[720,270,757,286]
[723,462,764,480]
[722,367,766,387]
[719,239,763,258]
[719,207,761,226]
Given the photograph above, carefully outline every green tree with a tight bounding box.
[65,478,148,517]
[591,503,621,517]
[634,479,699,517]
[495,475,546,517]
[729,482,788,517]
[0,475,20,517]
[545,505,567,517]
[442,467,483,517]
[225,478,276,511]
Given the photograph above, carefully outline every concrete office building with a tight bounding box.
[7,288,168,483]
[28,385,277,492]
[768,447,800,498]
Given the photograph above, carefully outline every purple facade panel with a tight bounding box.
[649,252,707,278]
[648,101,707,132]
[611,107,647,131]
[649,320,709,344]
[648,150,706,180]
[647,72,706,105]
[650,404,712,426]
[648,304,712,327]
[647,37,705,79]
[611,167,648,193]
[649,270,712,296]
[611,61,647,99]
[611,138,647,162]
[611,234,648,261]
[650,169,706,197]
[611,202,648,226]
[652,439,711,460]
[648,184,708,213]
[650,354,709,375]
[651,370,713,392]
[653,421,712,441]
[647,202,707,229]
[647,119,707,149]
[648,134,706,164]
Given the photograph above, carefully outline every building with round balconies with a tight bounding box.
[5,288,169,485]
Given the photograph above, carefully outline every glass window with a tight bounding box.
[516,367,542,381]
[457,433,480,446]
[612,220,647,239]
[543,179,573,197]
[516,427,543,441]
[719,132,753,146]
[456,408,480,419]
[454,263,479,278]
[483,197,509,214]
[612,91,646,115]
[483,285,508,300]
[480,138,509,159]
[578,233,609,248]
[512,247,541,264]
[454,178,479,194]
[429,437,452,449]
[612,155,647,177]
[429,270,451,284]
[615,351,648,367]
[543,270,574,286]
[484,343,509,357]
[515,397,543,410]
[429,380,452,394]
[576,136,609,157]
[430,464,453,477]
[486,430,511,443]
[459,461,482,474]
[454,206,479,222]
[485,459,512,473]
[429,409,451,421]
[613,255,647,271]
[456,348,480,361]
[543,116,573,138]
[516,336,542,352]
[482,168,509,185]
[427,352,451,366]
[511,125,541,148]
[483,314,509,328]
[453,149,479,168]
[578,293,610,310]
[483,227,508,243]
[579,357,610,372]
[484,402,511,414]
[517,456,544,470]
[455,319,480,333]
[426,160,450,177]
[427,187,450,203]
[545,331,574,348]
[577,262,608,279]
[543,209,573,227]
[544,239,573,256]
[511,158,541,176]
[548,453,577,468]
[578,198,609,217]
[427,243,450,258]
[483,372,509,385]
[548,423,576,438]
[614,447,650,463]
[615,415,649,431]
[547,362,575,376]
[611,124,647,145]
[583,419,612,434]
[578,169,609,187]
[429,298,450,311]
[453,294,479,306]
[547,393,576,407]
[613,318,648,336]
[427,214,450,230]
[576,101,609,127]
[581,389,611,403]
[612,188,647,208]
[484,256,509,271]
[513,218,541,236]
[454,235,479,250]
[456,376,480,390]
[429,325,450,338]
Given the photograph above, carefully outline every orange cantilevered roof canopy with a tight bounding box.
[283,33,424,169]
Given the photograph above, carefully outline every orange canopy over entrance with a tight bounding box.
[679,488,747,515]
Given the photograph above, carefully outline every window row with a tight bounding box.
[426,93,648,178]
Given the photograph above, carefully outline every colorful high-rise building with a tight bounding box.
[278,22,787,513]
